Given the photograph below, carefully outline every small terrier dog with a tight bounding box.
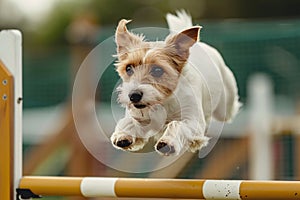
[111,11,240,156]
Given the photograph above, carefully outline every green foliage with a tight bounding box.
[28,0,205,45]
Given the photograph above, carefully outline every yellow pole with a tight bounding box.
[19,176,205,198]
[19,176,300,199]
[115,178,204,199]
[19,176,82,196]
[0,61,14,200]
[240,181,300,199]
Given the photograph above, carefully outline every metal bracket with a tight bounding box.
[16,188,41,199]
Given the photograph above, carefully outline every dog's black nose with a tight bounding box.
[129,91,143,103]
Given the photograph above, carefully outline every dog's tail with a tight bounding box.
[166,10,193,33]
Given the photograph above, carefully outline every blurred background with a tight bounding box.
[1,0,300,199]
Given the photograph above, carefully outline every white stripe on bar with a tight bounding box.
[203,180,242,200]
[80,177,118,197]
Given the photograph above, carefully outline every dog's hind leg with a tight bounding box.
[213,66,241,122]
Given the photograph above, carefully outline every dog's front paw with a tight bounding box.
[111,133,146,152]
[155,137,181,156]
[155,142,175,155]
[188,136,210,153]
[111,133,133,149]
[115,136,133,148]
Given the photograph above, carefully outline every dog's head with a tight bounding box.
[115,19,200,110]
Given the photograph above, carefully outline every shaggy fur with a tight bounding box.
[110,11,241,156]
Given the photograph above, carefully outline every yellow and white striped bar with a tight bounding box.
[19,176,300,199]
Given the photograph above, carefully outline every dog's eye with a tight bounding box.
[150,66,164,77]
[125,64,134,76]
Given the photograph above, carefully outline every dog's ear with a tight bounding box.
[165,26,201,68]
[115,19,144,59]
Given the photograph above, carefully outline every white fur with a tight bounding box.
[111,11,241,156]
[166,10,193,33]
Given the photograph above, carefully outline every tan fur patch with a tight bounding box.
[114,20,199,101]
[116,43,180,98]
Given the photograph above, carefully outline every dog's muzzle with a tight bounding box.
[133,104,146,109]
[129,91,146,109]
[129,91,143,103]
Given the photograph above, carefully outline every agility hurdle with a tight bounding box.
[0,30,22,200]
[1,30,300,200]
[19,176,300,199]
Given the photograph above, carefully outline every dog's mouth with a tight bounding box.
[133,104,147,109]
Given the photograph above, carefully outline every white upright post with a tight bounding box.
[248,74,274,180]
[0,30,22,200]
